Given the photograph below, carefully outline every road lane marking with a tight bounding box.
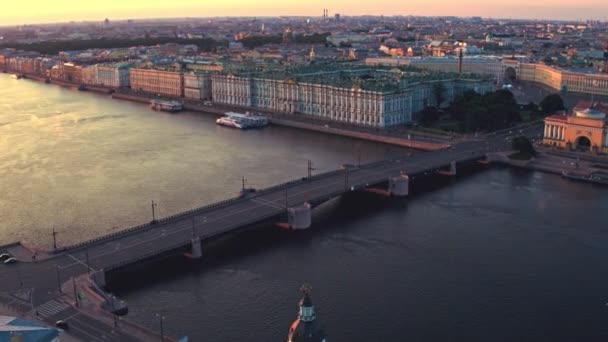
[31,299,71,318]
[66,253,90,270]
[251,197,285,210]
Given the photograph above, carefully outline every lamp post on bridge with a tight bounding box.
[52,227,58,251]
[151,200,158,224]
[307,160,316,179]
[72,277,78,307]
[56,266,62,293]
[85,249,91,275]
[156,313,165,341]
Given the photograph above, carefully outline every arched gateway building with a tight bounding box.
[543,101,608,154]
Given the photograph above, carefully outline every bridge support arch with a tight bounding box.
[388,174,409,196]
[287,202,312,230]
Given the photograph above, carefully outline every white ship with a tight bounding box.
[216,116,245,129]
[216,111,268,129]
[149,99,183,112]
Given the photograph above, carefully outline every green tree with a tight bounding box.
[512,136,536,156]
[420,106,440,126]
[539,94,565,115]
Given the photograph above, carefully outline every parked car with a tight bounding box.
[4,257,17,264]
[55,320,69,330]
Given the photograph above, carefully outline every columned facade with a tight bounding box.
[543,102,608,153]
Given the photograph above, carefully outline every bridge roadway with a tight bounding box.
[0,123,543,336]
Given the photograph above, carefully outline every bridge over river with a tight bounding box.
[0,123,543,340]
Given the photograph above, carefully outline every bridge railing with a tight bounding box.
[105,239,190,272]
[105,209,287,272]
[58,194,251,252]
[59,168,347,253]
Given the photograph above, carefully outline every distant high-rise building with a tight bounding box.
[103,18,110,28]
[335,13,340,22]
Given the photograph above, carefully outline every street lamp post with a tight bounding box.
[85,249,91,274]
[156,313,165,341]
[56,266,62,293]
[151,200,158,223]
[52,227,58,251]
[307,160,315,179]
[72,277,78,307]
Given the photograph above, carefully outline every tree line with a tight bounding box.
[238,33,330,49]
[420,90,565,133]
[1,37,225,55]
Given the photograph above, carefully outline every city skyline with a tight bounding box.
[3,1,608,25]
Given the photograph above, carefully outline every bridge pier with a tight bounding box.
[388,174,409,196]
[191,236,203,259]
[287,202,312,230]
[183,236,203,259]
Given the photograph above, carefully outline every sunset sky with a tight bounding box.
[2,0,608,25]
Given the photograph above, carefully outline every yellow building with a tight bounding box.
[130,68,184,97]
[544,101,608,154]
[367,57,608,97]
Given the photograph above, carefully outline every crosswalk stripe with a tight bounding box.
[31,299,71,318]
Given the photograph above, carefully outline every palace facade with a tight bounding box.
[212,66,494,127]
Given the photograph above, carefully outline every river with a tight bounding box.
[1,75,608,341]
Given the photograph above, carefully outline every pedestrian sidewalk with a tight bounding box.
[61,273,176,341]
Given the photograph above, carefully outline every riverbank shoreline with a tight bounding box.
[487,149,608,186]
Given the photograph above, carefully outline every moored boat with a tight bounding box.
[149,99,183,112]
[216,116,244,129]
[219,111,269,129]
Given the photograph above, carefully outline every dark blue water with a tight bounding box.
[113,167,608,342]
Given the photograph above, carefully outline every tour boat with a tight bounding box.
[216,116,244,129]
[149,99,183,112]
[218,111,268,129]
